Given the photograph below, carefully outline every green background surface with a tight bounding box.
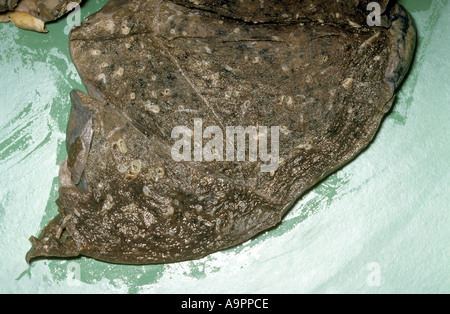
[0,0,449,294]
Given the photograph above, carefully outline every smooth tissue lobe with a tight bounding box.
[26,0,416,264]
[0,0,83,32]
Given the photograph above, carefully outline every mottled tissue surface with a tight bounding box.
[0,0,449,293]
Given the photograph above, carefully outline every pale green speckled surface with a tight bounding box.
[0,0,449,293]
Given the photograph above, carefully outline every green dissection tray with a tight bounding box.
[0,0,449,293]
